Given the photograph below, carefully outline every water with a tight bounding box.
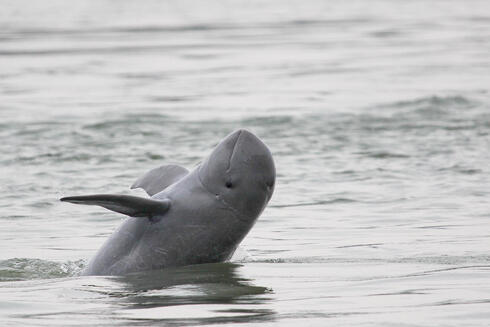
[1,0,490,325]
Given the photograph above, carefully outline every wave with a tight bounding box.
[0,258,85,282]
[388,95,475,110]
[250,255,490,265]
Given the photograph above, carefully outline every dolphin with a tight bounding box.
[61,129,275,276]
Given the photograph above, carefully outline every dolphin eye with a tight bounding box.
[225,181,233,188]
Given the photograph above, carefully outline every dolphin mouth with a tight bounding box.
[216,194,251,223]
[196,169,251,223]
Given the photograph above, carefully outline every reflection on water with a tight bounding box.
[0,263,274,326]
[112,263,275,324]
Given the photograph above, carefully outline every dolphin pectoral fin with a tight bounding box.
[131,164,189,196]
[60,194,171,219]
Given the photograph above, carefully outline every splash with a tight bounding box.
[0,258,85,282]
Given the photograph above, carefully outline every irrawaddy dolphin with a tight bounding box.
[61,129,275,276]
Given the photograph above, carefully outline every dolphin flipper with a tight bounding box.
[60,194,171,219]
[131,164,189,196]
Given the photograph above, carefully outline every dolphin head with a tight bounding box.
[198,129,275,220]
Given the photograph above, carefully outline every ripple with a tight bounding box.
[0,258,85,282]
[391,95,475,109]
[355,151,410,159]
[270,198,356,208]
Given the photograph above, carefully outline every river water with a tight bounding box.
[1,0,490,326]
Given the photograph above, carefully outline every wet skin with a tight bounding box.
[61,129,275,276]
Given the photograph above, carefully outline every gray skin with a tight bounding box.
[61,129,275,276]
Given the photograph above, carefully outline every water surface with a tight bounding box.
[1,0,490,326]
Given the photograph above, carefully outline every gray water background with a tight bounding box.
[1,0,490,325]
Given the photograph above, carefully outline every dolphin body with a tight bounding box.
[61,129,275,276]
